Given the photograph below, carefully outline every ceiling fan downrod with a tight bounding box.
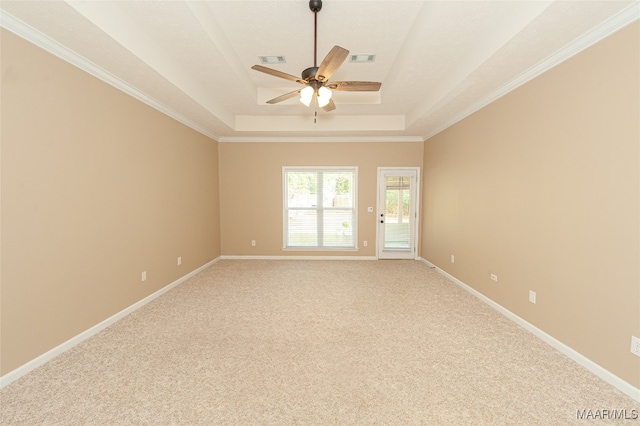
[309,0,322,68]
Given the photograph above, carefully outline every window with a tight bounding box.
[283,167,357,250]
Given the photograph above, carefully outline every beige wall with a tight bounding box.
[219,142,423,256]
[0,30,221,375]
[421,22,640,387]
[2,18,638,392]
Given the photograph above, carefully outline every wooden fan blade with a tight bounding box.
[315,46,349,82]
[251,65,306,84]
[327,81,382,91]
[266,89,302,104]
[321,98,336,112]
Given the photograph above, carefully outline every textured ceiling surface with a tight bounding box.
[1,1,638,141]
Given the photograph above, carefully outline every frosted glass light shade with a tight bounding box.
[299,86,314,106]
[317,86,332,108]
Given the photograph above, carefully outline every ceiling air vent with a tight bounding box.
[259,56,286,64]
[350,54,375,63]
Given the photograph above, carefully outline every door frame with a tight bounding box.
[376,167,420,260]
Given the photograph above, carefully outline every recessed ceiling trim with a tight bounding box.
[187,1,257,98]
[65,1,236,128]
[405,0,554,128]
[235,115,405,132]
[4,2,634,142]
[219,136,424,143]
[422,1,640,141]
[0,11,220,141]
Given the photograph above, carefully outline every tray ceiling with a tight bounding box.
[1,1,638,141]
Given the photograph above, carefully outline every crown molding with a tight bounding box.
[0,12,220,141]
[218,136,423,143]
[423,2,640,141]
[4,2,637,144]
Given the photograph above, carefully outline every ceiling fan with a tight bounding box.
[251,0,382,112]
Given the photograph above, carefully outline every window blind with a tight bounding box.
[283,167,357,249]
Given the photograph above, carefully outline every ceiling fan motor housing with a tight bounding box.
[302,67,319,81]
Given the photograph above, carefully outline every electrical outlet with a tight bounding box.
[451,255,455,264]
[363,240,368,247]
[177,256,182,266]
[251,240,256,247]
[141,271,147,282]
[631,336,640,357]
[529,290,536,304]
[490,273,498,282]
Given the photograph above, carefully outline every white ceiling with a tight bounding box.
[1,1,638,141]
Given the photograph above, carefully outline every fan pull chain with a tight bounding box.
[314,110,317,124]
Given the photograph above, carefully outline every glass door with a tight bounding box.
[377,168,419,259]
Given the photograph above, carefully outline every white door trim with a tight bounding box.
[376,167,420,260]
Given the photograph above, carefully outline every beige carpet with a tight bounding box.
[1,260,638,425]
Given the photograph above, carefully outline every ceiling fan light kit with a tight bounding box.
[317,86,332,107]
[299,86,314,106]
[251,0,381,112]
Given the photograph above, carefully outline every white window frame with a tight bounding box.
[282,166,358,251]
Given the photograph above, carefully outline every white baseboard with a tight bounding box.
[0,257,221,389]
[5,255,637,403]
[417,257,640,403]
[221,255,378,260]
